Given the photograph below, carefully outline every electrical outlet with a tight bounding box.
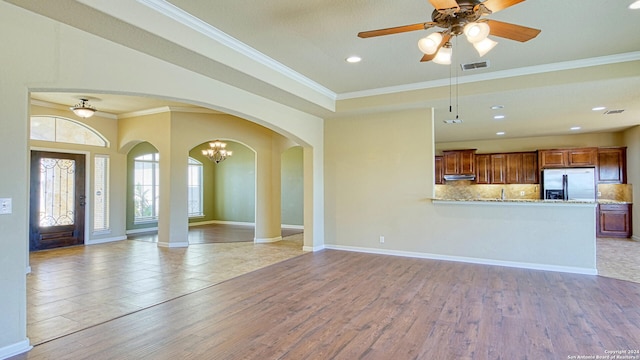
[597,191,602,197]
[379,236,385,244]
[520,191,525,196]
[0,198,12,215]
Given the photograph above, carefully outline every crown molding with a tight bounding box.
[337,51,640,100]
[137,0,336,101]
[118,106,221,119]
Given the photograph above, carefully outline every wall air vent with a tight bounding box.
[461,61,490,71]
[604,109,625,114]
[443,119,463,124]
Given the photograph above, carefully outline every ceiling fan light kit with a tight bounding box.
[418,32,443,55]
[358,0,541,64]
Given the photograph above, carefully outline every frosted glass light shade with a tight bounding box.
[464,22,490,43]
[473,37,498,57]
[418,32,443,55]
[432,44,452,65]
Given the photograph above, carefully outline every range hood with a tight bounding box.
[443,174,476,181]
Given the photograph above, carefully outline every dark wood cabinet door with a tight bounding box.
[459,150,475,175]
[490,154,507,184]
[443,152,459,175]
[475,154,491,184]
[597,147,626,184]
[538,150,567,168]
[597,204,632,238]
[435,156,444,184]
[506,153,522,184]
[521,152,538,184]
[568,148,597,167]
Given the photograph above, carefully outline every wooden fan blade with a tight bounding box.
[428,0,460,11]
[477,0,525,13]
[486,19,541,42]
[420,34,451,62]
[358,23,435,38]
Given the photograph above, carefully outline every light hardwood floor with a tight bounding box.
[15,232,640,359]
[13,245,640,359]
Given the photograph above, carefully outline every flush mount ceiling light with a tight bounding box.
[357,0,541,64]
[630,0,640,9]
[202,140,232,164]
[592,106,606,111]
[491,105,504,110]
[493,115,505,120]
[570,126,582,131]
[70,98,97,118]
[346,55,362,63]
[496,131,505,136]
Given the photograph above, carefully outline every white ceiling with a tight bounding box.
[10,0,640,143]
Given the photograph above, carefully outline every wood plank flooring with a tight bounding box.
[14,248,640,359]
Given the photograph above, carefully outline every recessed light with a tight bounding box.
[346,56,362,63]
[629,0,640,9]
[496,131,505,136]
[592,106,606,111]
[493,115,505,120]
[490,105,504,110]
[570,126,581,131]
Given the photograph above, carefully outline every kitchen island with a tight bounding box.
[430,198,597,275]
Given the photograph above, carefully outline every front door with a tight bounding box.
[29,151,86,251]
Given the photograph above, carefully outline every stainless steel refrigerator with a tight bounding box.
[542,168,596,201]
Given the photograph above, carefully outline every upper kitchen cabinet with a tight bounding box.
[538,148,597,168]
[435,156,444,184]
[443,149,476,179]
[507,152,538,184]
[475,154,491,184]
[597,147,627,184]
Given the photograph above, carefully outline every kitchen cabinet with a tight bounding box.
[490,154,507,184]
[435,156,444,184]
[475,154,491,184]
[597,147,626,184]
[597,203,632,238]
[443,149,475,176]
[538,148,597,168]
[506,152,538,184]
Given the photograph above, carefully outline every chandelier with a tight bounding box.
[70,98,97,118]
[202,140,232,164]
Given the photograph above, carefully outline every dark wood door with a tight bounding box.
[30,151,86,251]
[475,154,491,184]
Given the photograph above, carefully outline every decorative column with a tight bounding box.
[254,144,282,243]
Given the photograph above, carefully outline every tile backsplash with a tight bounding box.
[435,182,633,202]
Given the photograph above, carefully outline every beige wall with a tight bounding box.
[324,108,596,273]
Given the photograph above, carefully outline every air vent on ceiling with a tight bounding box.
[461,61,490,71]
[443,119,463,124]
[604,109,625,115]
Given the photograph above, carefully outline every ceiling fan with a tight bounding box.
[357,0,541,64]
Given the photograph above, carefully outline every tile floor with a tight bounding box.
[27,232,305,345]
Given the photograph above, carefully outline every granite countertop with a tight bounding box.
[433,198,631,204]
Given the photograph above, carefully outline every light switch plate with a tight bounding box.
[0,198,12,215]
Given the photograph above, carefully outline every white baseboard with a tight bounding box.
[324,244,598,275]
[26,266,31,274]
[157,241,189,248]
[0,339,32,359]
[281,224,304,230]
[255,236,282,243]
[200,220,255,226]
[303,244,325,252]
[86,235,127,245]
[126,227,158,235]
[632,234,639,242]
